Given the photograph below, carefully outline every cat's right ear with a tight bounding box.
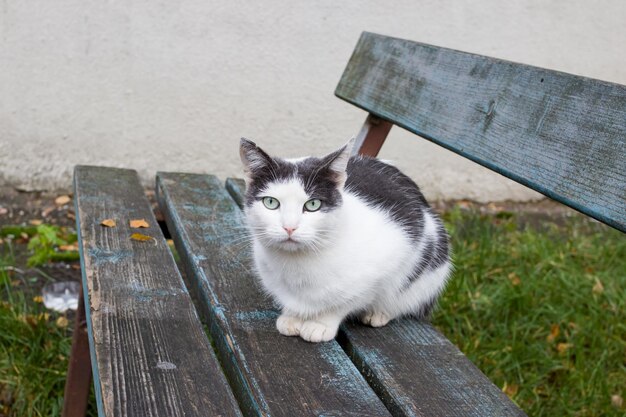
[240,138,273,186]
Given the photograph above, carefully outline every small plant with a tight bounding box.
[26,225,78,267]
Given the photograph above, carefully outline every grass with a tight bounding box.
[433,207,626,416]
[0,208,624,416]
[0,241,73,417]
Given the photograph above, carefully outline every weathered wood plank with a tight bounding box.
[340,322,526,417]
[157,172,391,417]
[336,32,626,232]
[226,179,526,417]
[74,166,242,417]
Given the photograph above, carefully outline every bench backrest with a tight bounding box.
[336,32,626,232]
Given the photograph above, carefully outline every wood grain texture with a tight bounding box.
[74,166,242,417]
[225,180,526,417]
[157,172,391,417]
[336,32,626,232]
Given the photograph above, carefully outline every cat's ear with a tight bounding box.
[240,138,273,186]
[322,138,355,189]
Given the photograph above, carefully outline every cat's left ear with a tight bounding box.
[322,137,355,189]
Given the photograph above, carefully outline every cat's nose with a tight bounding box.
[283,227,297,236]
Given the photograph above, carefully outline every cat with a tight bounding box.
[239,137,452,343]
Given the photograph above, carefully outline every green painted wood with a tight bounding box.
[225,178,246,209]
[157,172,392,417]
[73,166,242,417]
[339,323,527,417]
[226,179,526,417]
[336,32,626,233]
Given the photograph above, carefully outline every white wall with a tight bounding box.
[1,1,625,200]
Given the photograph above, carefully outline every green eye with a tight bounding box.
[262,197,280,210]
[304,199,322,212]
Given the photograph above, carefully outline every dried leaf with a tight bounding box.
[508,272,521,286]
[130,219,150,228]
[56,316,69,328]
[592,279,604,294]
[557,343,573,354]
[55,195,71,206]
[59,243,78,251]
[41,206,56,217]
[101,219,116,228]
[130,233,154,242]
[502,382,519,397]
[0,207,8,215]
[611,394,624,409]
[29,219,43,226]
[33,296,44,303]
[547,324,560,343]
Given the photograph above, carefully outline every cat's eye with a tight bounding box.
[304,199,322,212]
[262,197,280,210]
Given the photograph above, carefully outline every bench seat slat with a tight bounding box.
[157,172,391,417]
[225,177,526,417]
[74,166,242,417]
[336,32,626,232]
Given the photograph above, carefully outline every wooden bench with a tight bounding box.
[63,32,625,417]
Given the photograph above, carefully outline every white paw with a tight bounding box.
[276,314,303,336]
[299,320,338,343]
[361,311,391,328]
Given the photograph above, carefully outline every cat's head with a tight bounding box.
[240,138,353,252]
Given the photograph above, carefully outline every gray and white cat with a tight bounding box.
[240,138,452,343]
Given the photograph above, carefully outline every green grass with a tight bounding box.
[433,208,626,416]
[0,211,624,416]
[0,241,73,417]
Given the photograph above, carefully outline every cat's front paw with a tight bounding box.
[361,311,391,327]
[276,314,304,337]
[299,320,338,343]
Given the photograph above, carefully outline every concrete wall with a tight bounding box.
[1,1,625,200]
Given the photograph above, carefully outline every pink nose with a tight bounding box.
[284,227,296,236]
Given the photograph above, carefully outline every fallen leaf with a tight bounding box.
[28,219,43,226]
[41,206,56,217]
[33,296,44,303]
[59,243,78,251]
[0,207,8,215]
[55,195,71,206]
[502,382,519,397]
[508,272,521,286]
[611,394,623,409]
[56,316,69,328]
[557,343,573,354]
[547,324,560,343]
[130,219,150,228]
[130,233,154,242]
[20,232,29,240]
[592,279,604,294]
[66,211,76,220]
[101,219,116,227]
